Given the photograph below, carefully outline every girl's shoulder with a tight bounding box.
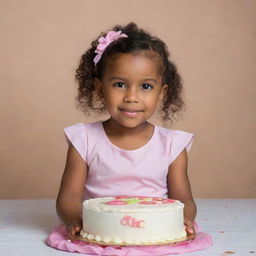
[156,125,195,165]
[156,125,194,139]
[63,121,102,162]
[64,121,103,144]
[64,121,101,134]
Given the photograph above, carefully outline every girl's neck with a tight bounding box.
[102,118,153,138]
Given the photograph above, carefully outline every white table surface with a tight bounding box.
[0,199,255,256]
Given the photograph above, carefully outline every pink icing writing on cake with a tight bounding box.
[120,215,145,228]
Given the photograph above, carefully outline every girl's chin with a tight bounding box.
[114,120,149,130]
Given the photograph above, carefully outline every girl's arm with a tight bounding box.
[167,148,197,235]
[56,143,87,240]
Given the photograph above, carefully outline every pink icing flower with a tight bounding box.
[93,30,128,66]
[115,195,130,199]
[154,197,164,201]
[106,200,128,205]
[162,199,176,203]
[135,196,149,200]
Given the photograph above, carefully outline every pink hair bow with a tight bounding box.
[93,30,128,66]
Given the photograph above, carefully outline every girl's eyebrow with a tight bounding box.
[109,76,157,84]
[109,76,127,82]
[144,78,157,84]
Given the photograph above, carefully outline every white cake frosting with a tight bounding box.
[80,196,186,245]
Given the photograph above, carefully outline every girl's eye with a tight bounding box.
[142,83,153,90]
[113,82,126,88]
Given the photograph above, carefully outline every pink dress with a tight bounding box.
[64,121,194,200]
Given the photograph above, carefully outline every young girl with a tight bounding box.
[56,22,197,241]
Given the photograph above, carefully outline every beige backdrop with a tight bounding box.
[1,0,255,199]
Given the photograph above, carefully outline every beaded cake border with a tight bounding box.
[75,233,195,246]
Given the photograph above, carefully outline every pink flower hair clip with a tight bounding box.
[93,30,128,66]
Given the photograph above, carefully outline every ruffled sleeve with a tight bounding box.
[64,123,87,162]
[169,130,194,165]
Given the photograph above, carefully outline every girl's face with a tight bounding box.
[95,52,168,128]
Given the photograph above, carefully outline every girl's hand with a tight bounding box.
[67,220,82,241]
[184,218,195,236]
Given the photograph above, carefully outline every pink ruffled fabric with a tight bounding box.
[46,224,212,255]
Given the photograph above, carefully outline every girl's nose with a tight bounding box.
[123,87,139,103]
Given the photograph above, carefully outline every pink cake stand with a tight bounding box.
[46,224,212,256]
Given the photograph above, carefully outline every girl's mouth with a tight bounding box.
[119,109,142,118]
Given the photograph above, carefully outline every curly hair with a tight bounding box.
[75,22,185,124]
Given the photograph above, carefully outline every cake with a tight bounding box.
[80,196,186,245]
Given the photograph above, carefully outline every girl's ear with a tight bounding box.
[159,84,168,101]
[94,78,104,99]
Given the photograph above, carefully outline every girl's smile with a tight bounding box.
[120,109,141,118]
[95,52,168,130]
